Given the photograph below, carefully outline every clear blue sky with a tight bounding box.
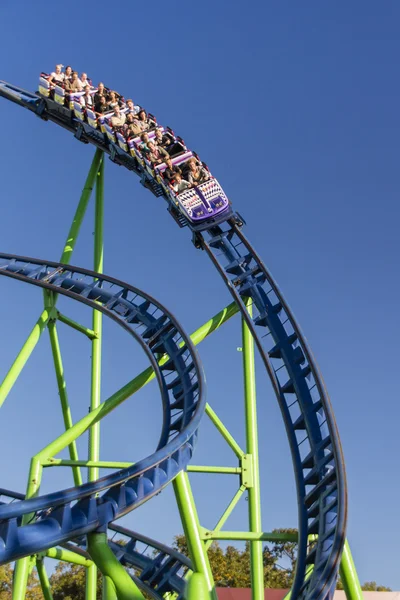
[0,0,399,589]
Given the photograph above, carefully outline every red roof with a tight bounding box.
[216,590,289,600]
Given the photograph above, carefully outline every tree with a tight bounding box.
[0,563,42,600]
[173,531,392,592]
[361,581,392,592]
[173,530,297,589]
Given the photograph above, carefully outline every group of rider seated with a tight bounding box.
[46,65,210,192]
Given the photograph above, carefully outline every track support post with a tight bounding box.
[173,471,216,600]
[87,531,145,600]
[340,540,364,600]
[242,297,264,599]
[87,154,105,599]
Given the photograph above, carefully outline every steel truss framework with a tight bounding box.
[0,151,363,600]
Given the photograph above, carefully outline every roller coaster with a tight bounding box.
[0,76,363,600]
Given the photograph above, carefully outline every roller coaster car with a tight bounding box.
[35,72,231,226]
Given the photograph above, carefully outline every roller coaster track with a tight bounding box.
[0,80,348,599]
[0,489,191,600]
[0,255,205,565]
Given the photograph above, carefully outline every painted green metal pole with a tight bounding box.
[60,149,104,265]
[57,311,97,339]
[0,308,53,408]
[87,155,105,600]
[173,471,216,600]
[87,532,145,600]
[86,564,98,600]
[12,458,42,600]
[340,540,364,600]
[205,404,245,459]
[44,546,93,567]
[88,154,104,485]
[103,576,118,600]
[204,486,246,551]
[186,572,210,600]
[36,559,54,600]
[202,531,298,542]
[242,298,264,600]
[48,320,83,486]
[12,556,37,600]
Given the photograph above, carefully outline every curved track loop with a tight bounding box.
[0,489,190,600]
[198,220,347,600]
[0,254,205,563]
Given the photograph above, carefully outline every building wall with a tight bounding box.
[216,591,400,600]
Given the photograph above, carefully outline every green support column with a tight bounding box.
[87,532,145,600]
[103,576,118,600]
[12,456,42,600]
[173,471,216,600]
[242,298,264,600]
[48,320,83,487]
[187,572,210,600]
[60,149,104,265]
[0,308,53,408]
[340,540,364,600]
[36,559,54,600]
[88,154,104,484]
[87,155,104,600]
[86,564,98,600]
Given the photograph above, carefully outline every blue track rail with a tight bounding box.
[0,254,205,563]
[0,79,348,599]
[0,489,191,600]
[197,222,347,600]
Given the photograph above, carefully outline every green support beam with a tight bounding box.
[0,308,54,408]
[88,155,104,484]
[103,576,118,600]
[173,471,216,600]
[47,320,83,487]
[87,154,105,599]
[60,149,104,265]
[87,532,145,600]
[202,531,298,542]
[186,572,210,600]
[242,298,264,599]
[36,559,54,600]
[340,540,364,600]
[187,465,241,475]
[205,404,245,459]
[57,311,98,340]
[43,547,93,568]
[204,486,246,551]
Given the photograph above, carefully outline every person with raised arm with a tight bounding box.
[48,64,65,86]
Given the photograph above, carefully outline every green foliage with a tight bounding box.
[174,531,392,592]
[173,528,297,588]
[0,563,42,600]
[361,581,392,591]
